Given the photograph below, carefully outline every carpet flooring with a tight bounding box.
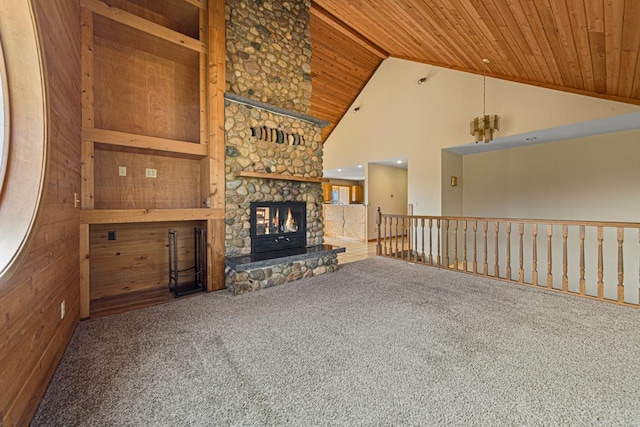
[32,257,640,426]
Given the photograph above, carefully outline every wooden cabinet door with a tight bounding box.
[322,183,332,203]
[350,185,363,203]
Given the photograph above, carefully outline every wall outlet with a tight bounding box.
[61,300,66,319]
[118,166,127,177]
[145,168,157,178]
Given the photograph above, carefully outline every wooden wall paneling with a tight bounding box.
[199,5,207,147]
[81,8,94,129]
[92,16,200,143]
[199,7,209,208]
[80,224,90,319]
[81,208,222,224]
[310,7,384,139]
[89,221,203,300]
[477,1,534,79]
[0,0,81,423]
[584,0,606,94]
[603,1,624,95]
[100,0,200,38]
[208,218,226,291]
[81,0,205,52]
[87,128,208,158]
[618,1,640,98]
[93,149,201,209]
[81,140,95,208]
[207,0,226,291]
[312,0,640,115]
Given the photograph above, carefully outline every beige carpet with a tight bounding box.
[32,257,640,426]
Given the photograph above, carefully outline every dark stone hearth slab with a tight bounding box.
[225,244,345,271]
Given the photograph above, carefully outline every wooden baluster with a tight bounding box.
[444,220,450,268]
[453,220,458,270]
[597,226,604,299]
[463,221,468,271]
[494,222,499,277]
[401,217,406,260]
[506,223,512,280]
[617,227,624,303]
[382,217,387,256]
[428,218,433,265]
[415,218,419,262]
[532,224,538,286]
[546,224,553,288]
[420,218,425,263]
[483,221,488,275]
[562,225,568,292]
[473,221,478,274]
[436,219,441,267]
[395,217,399,258]
[376,207,382,256]
[579,225,586,295]
[386,217,390,256]
[518,223,524,283]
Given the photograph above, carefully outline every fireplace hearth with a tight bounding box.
[250,201,306,253]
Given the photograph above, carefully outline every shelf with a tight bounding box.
[81,208,224,224]
[82,0,205,52]
[85,128,207,159]
[236,171,329,183]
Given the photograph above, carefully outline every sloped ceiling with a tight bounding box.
[310,0,640,141]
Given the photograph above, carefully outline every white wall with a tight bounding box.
[367,163,407,239]
[461,128,640,222]
[323,58,640,216]
[441,150,463,216]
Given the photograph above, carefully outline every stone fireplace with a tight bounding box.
[223,0,344,294]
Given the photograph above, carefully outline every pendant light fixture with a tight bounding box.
[470,59,500,143]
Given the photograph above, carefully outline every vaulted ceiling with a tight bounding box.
[310,0,640,141]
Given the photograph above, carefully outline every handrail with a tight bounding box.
[376,207,640,309]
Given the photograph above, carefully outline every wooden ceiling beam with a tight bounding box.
[310,2,389,60]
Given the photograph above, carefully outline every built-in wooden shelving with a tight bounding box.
[80,208,223,224]
[236,170,329,183]
[85,128,208,159]
[79,0,226,319]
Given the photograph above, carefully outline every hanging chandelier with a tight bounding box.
[470,59,500,143]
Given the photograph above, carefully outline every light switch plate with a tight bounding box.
[145,168,157,178]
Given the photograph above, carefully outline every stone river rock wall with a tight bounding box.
[225,254,338,295]
[224,101,324,256]
[225,0,312,114]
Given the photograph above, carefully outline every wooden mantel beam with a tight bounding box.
[310,2,389,60]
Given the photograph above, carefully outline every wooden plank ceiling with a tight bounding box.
[310,0,640,141]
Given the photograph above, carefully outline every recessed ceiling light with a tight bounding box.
[396,160,402,164]
[337,169,342,172]
[357,165,362,168]
[525,137,538,141]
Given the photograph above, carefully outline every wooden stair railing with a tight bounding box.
[376,208,640,309]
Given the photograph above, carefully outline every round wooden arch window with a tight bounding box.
[0,0,47,279]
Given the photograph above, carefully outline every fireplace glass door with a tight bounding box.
[251,201,306,253]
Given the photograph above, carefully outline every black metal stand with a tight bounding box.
[168,227,206,297]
